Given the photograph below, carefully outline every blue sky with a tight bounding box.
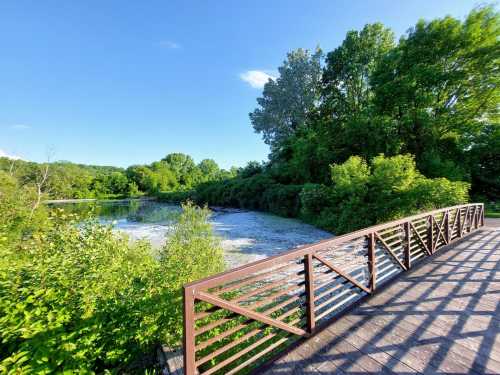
[0,0,482,169]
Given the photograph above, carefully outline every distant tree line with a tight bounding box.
[0,153,237,200]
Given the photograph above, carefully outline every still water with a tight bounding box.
[51,199,332,268]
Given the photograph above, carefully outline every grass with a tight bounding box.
[485,202,500,218]
[485,211,500,218]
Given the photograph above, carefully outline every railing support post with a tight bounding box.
[304,253,315,334]
[404,222,411,269]
[444,211,450,244]
[464,207,471,233]
[427,215,434,254]
[480,204,484,227]
[458,208,462,238]
[183,286,196,375]
[368,233,376,292]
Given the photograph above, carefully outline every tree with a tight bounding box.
[469,124,500,199]
[267,24,395,185]
[322,23,394,119]
[250,48,323,152]
[198,159,220,182]
[105,172,129,195]
[162,153,200,187]
[371,5,500,179]
[150,162,178,192]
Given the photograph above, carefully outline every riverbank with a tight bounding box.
[44,196,156,204]
[48,199,333,268]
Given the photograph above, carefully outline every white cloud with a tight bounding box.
[158,40,180,49]
[0,149,23,160]
[240,70,276,89]
[10,124,31,130]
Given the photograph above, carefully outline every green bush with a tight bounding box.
[192,154,470,236]
[262,184,302,217]
[0,172,225,374]
[156,189,194,203]
[299,183,336,229]
[324,154,470,234]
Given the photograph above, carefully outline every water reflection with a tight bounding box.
[50,199,333,268]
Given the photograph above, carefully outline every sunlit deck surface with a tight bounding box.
[265,226,500,374]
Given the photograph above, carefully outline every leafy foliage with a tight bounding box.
[0,174,224,373]
[301,155,470,233]
[250,48,323,152]
[0,153,236,200]
[187,7,495,234]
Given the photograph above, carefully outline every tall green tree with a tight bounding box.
[269,24,395,184]
[198,159,220,182]
[322,23,394,119]
[371,5,500,180]
[316,23,396,164]
[250,48,323,152]
[162,153,201,187]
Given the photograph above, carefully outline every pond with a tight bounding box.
[50,199,333,268]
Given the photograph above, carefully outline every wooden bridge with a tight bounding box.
[182,204,500,374]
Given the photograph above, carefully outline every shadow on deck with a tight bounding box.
[264,228,500,374]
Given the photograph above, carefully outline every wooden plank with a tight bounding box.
[330,315,433,373]
[348,306,500,374]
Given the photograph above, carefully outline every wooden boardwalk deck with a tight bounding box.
[264,227,500,374]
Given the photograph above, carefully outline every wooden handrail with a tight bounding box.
[183,203,484,375]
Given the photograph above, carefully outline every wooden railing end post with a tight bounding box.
[183,285,196,375]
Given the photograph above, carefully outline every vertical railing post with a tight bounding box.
[427,215,434,254]
[444,210,450,244]
[368,232,376,292]
[304,253,315,334]
[458,208,462,238]
[480,204,484,227]
[465,208,470,233]
[404,222,411,269]
[183,286,196,375]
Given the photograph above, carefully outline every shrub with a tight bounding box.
[262,184,302,217]
[328,154,470,233]
[0,216,162,373]
[0,177,224,373]
[156,189,194,203]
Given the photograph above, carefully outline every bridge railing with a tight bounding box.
[183,203,484,375]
